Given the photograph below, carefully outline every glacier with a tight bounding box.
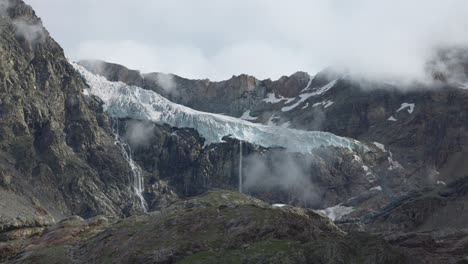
[73,63,366,154]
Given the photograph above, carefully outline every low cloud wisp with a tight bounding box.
[1,0,46,45]
[243,150,321,207]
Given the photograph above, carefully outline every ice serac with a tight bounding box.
[73,63,366,154]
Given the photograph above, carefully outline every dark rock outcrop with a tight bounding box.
[112,119,403,213]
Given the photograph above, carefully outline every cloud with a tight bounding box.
[12,19,46,44]
[26,0,468,81]
[123,121,155,147]
[144,72,178,96]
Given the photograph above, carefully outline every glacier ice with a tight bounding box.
[73,63,366,154]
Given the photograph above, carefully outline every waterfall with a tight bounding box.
[111,120,148,212]
[239,141,243,193]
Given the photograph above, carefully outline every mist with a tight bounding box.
[144,73,178,96]
[11,19,45,43]
[243,150,321,207]
[1,0,46,44]
[123,121,155,147]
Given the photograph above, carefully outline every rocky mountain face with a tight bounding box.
[78,57,468,262]
[0,0,467,263]
[82,60,468,188]
[0,0,148,234]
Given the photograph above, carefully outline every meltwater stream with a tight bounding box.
[112,121,148,212]
[239,141,243,193]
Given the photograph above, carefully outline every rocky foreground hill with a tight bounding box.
[0,0,467,263]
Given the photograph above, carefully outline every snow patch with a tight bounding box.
[300,76,313,92]
[281,93,315,112]
[313,100,334,108]
[370,186,382,191]
[436,180,446,186]
[281,79,338,112]
[263,93,295,104]
[353,154,362,163]
[388,116,397,121]
[272,203,287,207]
[362,165,369,172]
[82,88,90,96]
[240,110,258,121]
[309,79,338,96]
[372,142,386,152]
[397,103,415,114]
[388,151,403,171]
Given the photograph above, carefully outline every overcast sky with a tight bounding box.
[28,0,468,81]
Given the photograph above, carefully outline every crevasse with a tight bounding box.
[73,63,365,154]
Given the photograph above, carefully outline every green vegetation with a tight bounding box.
[178,240,298,264]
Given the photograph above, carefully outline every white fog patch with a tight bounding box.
[123,121,155,147]
[146,73,178,95]
[0,0,46,44]
[243,152,320,207]
[12,19,46,44]
[318,204,354,221]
